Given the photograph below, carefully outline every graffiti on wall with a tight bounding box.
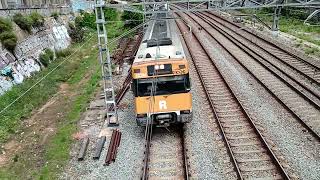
[0,24,71,96]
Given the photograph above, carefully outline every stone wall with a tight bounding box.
[0,6,71,17]
[0,16,71,96]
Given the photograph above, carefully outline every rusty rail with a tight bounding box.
[104,129,122,166]
[77,137,89,161]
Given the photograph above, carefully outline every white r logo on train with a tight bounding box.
[159,100,167,110]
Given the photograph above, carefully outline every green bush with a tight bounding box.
[121,8,143,28]
[74,12,95,30]
[0,31,17,53]
[51,12,59,20]
[104,8,118,21]
[29,12,45,28]
[39,49,54,67]
[0,17,13,33]
[45,48,54,60]
[56,49,72,58]
[68,22,84,43]
[74,16,84,29]
[39,53,50,67]
[75,10,119,30]
[305,47,320,55]
[81,12,96,29]
[0,18,17,53]
[13,13,32,33]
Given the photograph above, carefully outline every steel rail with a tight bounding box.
[141,122,152,180]
[175,11,291,179]
[206,11,320,71]
[204,11,320,81]
[179,125,190,180]
[194,12,320,108]
[181,10,320,141]
[200,12,320,99]
[141,125,189,180]
[175,17,242,179]
[116,70,132,105]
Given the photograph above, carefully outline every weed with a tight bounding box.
[305,47,320,55]
[0,18,17,53]
[0,17,12,33]
[44,49,54,61]
[121,6,143,28]
[0,31,17,53]
[56,49,72,58]
[68,21,85,43]
[51,12,59,20]
[13,13,32,33]
[29,12,45,28]
[39,49,54,67]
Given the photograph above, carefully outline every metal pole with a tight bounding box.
[272,6,281,35]
[95,0,118,126]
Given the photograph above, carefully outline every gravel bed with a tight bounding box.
[61,91,145,180]
[215,11,320,68]
[61,62,146,179]
[187,15,320,179]
[147,127,184,178]
[176,20,237,180]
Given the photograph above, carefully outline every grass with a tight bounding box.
[0,33,98,179]
[0,33,94,143]
[37,27,121,179]
[239,9,320,56]
[278,18,320,47]
[38,56,101,180]
[0,20,125,179]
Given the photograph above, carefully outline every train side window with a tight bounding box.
[184,74,191,90]
[132,79,138,97]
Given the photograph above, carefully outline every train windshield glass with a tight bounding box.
[134,75,190,97]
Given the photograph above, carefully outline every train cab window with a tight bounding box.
[133,74,191,97]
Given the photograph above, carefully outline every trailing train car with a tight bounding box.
[131,13,192,126]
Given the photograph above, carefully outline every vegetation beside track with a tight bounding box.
[240,8,320,56]
[0,11,127,179]
[0,35,91,143]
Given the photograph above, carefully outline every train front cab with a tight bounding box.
[131,60,192,126]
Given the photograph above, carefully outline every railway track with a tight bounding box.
[142,125,189,180]
[205,12,320,84]
[196,12,320,104]
[174,8,320,140]
[176,13,290,179]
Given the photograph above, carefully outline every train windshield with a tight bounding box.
[133,74,190,97]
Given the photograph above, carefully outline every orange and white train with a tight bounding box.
[131,13,192,126]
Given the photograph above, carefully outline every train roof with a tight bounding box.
[133,13,185,64]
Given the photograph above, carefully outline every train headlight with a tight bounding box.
[179,65,186,69]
